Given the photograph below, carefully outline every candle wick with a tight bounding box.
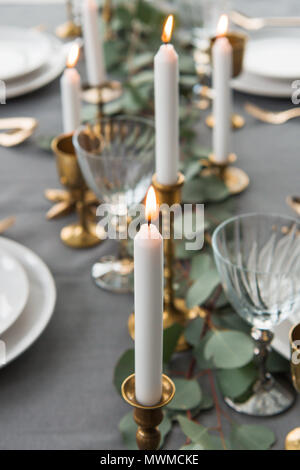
[148,219,151,227]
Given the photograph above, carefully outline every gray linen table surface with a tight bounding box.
[0,2,299,450]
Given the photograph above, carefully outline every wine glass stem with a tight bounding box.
[251,327,274,389]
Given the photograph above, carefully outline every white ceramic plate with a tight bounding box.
[0,237,56,366]
[0,249,29,336]
[0,27,52,82]
[5,34,66,99]
[231,71,292,98]
[244,37,300,80]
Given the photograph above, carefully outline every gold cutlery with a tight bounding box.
[0,117,37,147]
[287,196,300,217]
[0,216,15,234]
[245,103,300,124]
[230,10,300,31]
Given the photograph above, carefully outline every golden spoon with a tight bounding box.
[245,103,300,125]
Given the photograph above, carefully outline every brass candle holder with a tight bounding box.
[285,323,300,451]
[128,172,204,351]
[206,31,248,130]
[203,153,249,195]
[51,132,105,248]
[121,373,175,450]
[81,80,123,116]
[56,0,81,39]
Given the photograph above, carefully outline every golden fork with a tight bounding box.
[0,217,15,234]
[245,103,300,124]
[230,10,300,31]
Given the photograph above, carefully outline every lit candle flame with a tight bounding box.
[161,14,174,44]
[67,43,80,68]
[145,186,158,223]
[216,14,229,37]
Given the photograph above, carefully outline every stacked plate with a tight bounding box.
[232,31,300,98]
[0,237,56,367]
[1,26,66,99]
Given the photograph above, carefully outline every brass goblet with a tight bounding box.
[285,323,300,450]
[51,133,105,248]
[207,31,248,130]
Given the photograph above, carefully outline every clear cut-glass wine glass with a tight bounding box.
[212,213,300,416]
[73,116,154,293]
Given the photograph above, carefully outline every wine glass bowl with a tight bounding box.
[212,213,300,416]
[73,116,155,293]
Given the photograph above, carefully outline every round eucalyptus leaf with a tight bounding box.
[184,317,205,348]
[167,378,202,411]
[230,424,275,450]
[204,330,254,369]
[217,363,258,399]
[186,270,220,309]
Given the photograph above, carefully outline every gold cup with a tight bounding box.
[207,31,248,130]
[51,133,105,248]
[210,31,248,78]
[285,323,300,451]
[121,373,175,450]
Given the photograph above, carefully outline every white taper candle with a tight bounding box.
[60,45,81,133]
[134,188,163,406]
[154,15,179,185]
[82,0,106,87]
[212,15,232,163]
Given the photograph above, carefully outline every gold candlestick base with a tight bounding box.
[206,153,249,195]
[55,21,81,39]
[205,113,245,130]
[81,81,123,106]
[121,373,175,450]
[51,133,105,248]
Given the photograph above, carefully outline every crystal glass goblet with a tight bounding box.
[73,116,154,293]
[212,213,300,416]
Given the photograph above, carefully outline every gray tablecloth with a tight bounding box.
[0,2,299,450]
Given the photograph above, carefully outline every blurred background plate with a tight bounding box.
[0,26,52,81]
[5,34,66,99]
[231,71,292,98]
[0,248,29,336]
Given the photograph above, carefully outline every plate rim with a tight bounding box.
[0,237,56,366]
[0,247,29,336]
